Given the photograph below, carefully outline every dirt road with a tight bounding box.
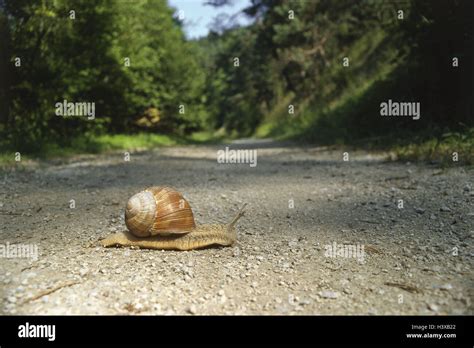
[1,140,472,314]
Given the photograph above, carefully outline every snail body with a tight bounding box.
[100,187,246,251]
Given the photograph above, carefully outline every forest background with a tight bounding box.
[0,0,472,163]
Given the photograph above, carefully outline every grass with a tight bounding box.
[0,130,230,167]
[392,130,474,165]
[186,130,230,144]
[2,127,472,168]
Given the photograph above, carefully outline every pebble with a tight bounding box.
[428,303,439,312]
[319,290,339,299]
[440,206,451,212]
[439,283,453,291]
[288,239,298,248]
[187,305,197,314]
[7,296,17,303]
[414,207,425,214]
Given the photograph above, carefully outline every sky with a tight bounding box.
[167,0,253,39]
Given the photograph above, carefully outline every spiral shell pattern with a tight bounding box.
[124,186,196,237]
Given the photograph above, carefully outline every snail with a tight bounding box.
[100,187,246,251]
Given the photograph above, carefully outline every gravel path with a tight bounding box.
[0,139,472,315]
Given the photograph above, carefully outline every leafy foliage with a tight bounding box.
[0,0,472,158]
[0,0,206,151]
[201,0,473,144]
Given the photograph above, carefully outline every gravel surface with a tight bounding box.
[0,139,473,315]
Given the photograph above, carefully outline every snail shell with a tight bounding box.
[101,187,246,250]
[125,186,196,237]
